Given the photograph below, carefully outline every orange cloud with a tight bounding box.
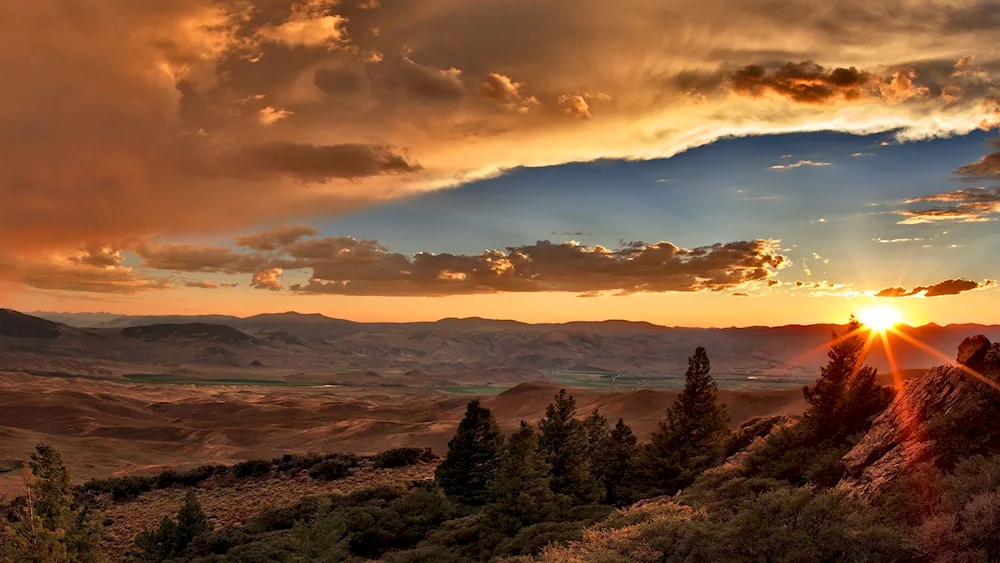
[875,279,996,298]
[725,61,929,105]
[251,268,284,291]
[895,186,1000,224]
[2,0,1000,260]
[130,228,789,296]
[481,73,539,112]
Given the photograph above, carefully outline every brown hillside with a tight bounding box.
[0,373,804,496]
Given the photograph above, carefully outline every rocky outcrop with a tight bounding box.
[838,336,1000,499]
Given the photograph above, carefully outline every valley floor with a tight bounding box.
[0,371,805,495]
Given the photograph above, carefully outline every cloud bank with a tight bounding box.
[3,0,1000,262]
[130,227,789,296]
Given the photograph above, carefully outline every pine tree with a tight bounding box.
[595,418,640,505]
[803,317,893,440]
[136,490,207,561]
[583,408,610,459]
[486,422,553,534]
[175,490,207,549]
[1,444,108,563]
[537,390,602,505]
[435,399,505,505]
[644,347,729,493]
[28,445,71,520]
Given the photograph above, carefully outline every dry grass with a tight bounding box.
[99,461,437,560]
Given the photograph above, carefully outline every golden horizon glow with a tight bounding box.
[859,305,904,332]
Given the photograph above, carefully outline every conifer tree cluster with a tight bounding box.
[0,444,108,563]
[135,489,208,561]
[803,316,894,440]
[436,346,735,513]
[742,318,896,486]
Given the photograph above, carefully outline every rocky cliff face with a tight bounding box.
[838,335,1000,498]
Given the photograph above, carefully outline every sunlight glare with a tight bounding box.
[859,305,903,332]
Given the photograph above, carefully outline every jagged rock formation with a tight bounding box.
[838,335,1000,498]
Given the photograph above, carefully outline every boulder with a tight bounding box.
[838,335,1000,499]
[985,343,1000,365]
[957,335,991,366]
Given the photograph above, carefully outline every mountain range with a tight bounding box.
[6,309,998,389]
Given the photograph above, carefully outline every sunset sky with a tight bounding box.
[2,0,1000,326]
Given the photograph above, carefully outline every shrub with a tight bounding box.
[82,475,156,501]
[184,526,251,558]
[347,485,409,504]
[917,455,1000,561]
[273,453,327,473]
[243,496,328,535]
[534,486,913,563]
[155,464,225,489]
[374,447,437,469]
[723,415,793,458]
[308,456,358,481]
[498,520,589,557]
[232,458,272,479]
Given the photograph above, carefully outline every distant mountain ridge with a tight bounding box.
[11,309,1000,378]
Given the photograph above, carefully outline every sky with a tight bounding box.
[2,0,1000,327]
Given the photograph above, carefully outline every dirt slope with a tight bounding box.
[0,373,804,496]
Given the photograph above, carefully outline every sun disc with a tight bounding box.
[859,306,903,331]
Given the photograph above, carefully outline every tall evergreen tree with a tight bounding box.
[175,490,207,549]
[594,418,640,505]
[486,422,553,534]
[803,317,894,440]
[644,347,729,493]
[1,444,108,563]
[538,390,602,505]
[435,399,505,505]
[583,408,610,460]
[136,490,207,561]
[743,318,895,486]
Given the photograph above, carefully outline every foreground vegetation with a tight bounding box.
[4,318,1000,562]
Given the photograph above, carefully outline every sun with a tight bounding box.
[858,305,903,332]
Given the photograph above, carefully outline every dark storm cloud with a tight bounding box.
[228,142,422,182]
[725,61,927,104]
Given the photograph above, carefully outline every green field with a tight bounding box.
[435,385,512,395]
[122,373,317,387]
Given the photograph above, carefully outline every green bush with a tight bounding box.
[498,520,588,556]
[232,458,271,479]
[917,455,1000,561]
[155,465,226,489]
[307,456,357,481]
[82,474,156,501]
[723,415,792,458]
[242,496,327,535]
[373,447,438,468]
